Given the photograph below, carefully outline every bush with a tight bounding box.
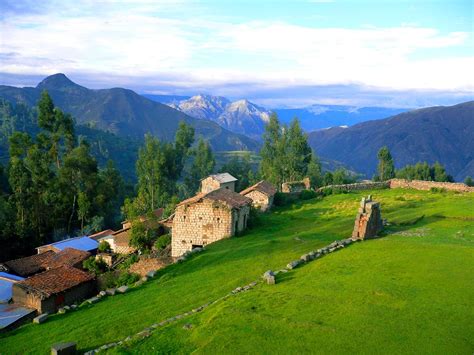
[319,187,348,196]
[430,187,447,193]
[118,253,139,270]
[300,189,317,200]
[117,271,140,286]
[273,192,289,206]
[83,256,108,275]
[247,206,262,229]
[98,240,111,253]
[154,234,171,250]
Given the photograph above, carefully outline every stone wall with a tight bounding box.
[316,181,389,192]
[243,190,273,212]
[171,200,249,258]
[352,196,383,240]
[201,178,235,193]
[389,179,474,192]
[129,258,169,277]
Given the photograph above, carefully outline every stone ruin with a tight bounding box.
[351,195,383,240]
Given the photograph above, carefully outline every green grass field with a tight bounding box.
[1,189,473,354]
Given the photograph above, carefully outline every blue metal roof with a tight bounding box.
[0,304,35,329]
[0,273,25,303]
[40,236,99,252]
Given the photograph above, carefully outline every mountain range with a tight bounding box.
[308,101,474,181]
[150,94,271,140]
[0,74,259,152]
[275,105,409,131]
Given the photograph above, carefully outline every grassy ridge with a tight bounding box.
[1,189,473,354]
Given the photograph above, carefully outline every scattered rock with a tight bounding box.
[117,285,129,294]
[58,308,66,314]
[88,297,100,304]
[106,288,116,296]
[99,291,107,297]
[141,276,148,282]
[300,253,311,262]
[51,342,76,355]
[146,270,156,278]
[70,305,77,310]
[286,260,301,270]
[33,313,48,324]
[183,323,193,330]
[63,305,70,311]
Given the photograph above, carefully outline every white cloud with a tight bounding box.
[0,4,473,94]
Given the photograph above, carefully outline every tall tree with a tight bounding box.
[376,146,395,181]
[260,113,284,187]
[186,138,215,194]
[284,118,312,181]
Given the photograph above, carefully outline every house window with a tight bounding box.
[192,244,203,250]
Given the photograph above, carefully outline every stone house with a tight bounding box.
[12,265,95,314]
[240,180,277,212]
[171,188,252,258]
[281,177,311,193]
[1,248,91,278]
[200,173,237,193]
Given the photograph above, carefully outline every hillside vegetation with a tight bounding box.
[308,101,474,181]
[1,189,473,354]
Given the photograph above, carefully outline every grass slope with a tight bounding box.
[1,189,473,354]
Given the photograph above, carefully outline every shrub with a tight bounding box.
[247,206,262,229]
[300,189,317,200]
[154,234,171,250]
[430,187,447,193]
[118,253,139,270]
[83,256,108,275]
[464,176,474,187]
[98,240,111,253]
[319,187,348,196]
[273,192,289,206]
[117,271,140,286]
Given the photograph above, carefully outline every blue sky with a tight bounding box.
[0,0,473,107]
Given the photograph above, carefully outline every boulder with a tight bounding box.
[88,297,100,304]
[262,270,275,279]
[286,260,301,270]
[58,308,66,314]
[300,254,311,262]
[106,288,116,296]
[146,270,156,278]
[33,313,48,324]
[266,275,276,285]
[51,342,76,355]
[99,291,107,297]
[117,285,129,294]
[63,306,70,311]
[141,276,149,282]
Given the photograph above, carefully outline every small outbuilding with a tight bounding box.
[171,188,252,258]
[12,265,95,314]
[200,173,237,193]
[240,180,277,212]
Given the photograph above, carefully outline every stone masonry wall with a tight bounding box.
[389,179,474,192]
[316,181,389,192]
[172,200,248,258]
[244,190,272,211]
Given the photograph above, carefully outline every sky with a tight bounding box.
[0,0,473,108]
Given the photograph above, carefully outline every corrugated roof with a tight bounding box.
[240,180,277,197]
[89,229,115,241]
[178,187,252,209]
[0,273,25,303]
[207,173,237,183]
[14,265,94,299]
[37,236,99,252]
[0,304,35,329]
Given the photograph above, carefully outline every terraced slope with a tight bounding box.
[1,189,473,354]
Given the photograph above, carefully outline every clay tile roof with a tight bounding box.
[208,173,237,183]
[179,188,252,209]
[47,248,91,269]
[112,228,131,246]
[240,180,277,197]
[89,229,115,240]
[14,265,94,299]
[3,251,55,277]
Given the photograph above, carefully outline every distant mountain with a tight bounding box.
[275,105,409,131]
[308,101,474,181]
[0,74,259,152]
[148,94,271,140]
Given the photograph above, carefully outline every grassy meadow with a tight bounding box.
[1,188,473,354]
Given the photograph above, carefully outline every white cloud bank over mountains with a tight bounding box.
[1,0,473,107]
